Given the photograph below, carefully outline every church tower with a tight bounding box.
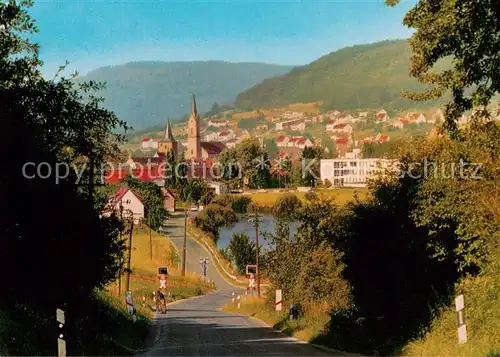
[187,93,201,159]
[157,119,178,158]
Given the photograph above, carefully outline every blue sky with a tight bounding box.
[29,0,416,77]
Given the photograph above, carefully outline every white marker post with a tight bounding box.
[56,308,66,357]
[275,289,282,312]
[237,295,241,309]
[455,294,467,344]
[232,292,235,303]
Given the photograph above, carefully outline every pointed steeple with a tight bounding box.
[191,93,199,119]
[164,119,174,141]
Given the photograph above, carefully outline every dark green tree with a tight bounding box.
[227,233,256,274]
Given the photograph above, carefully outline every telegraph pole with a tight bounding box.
[254,207,261,298]
[149,221,153,262]
[182,208,187,277]
[125,215,134,292]
[118,202,124,295]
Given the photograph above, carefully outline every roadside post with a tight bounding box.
[237,295,241,309]
[275,290,282,312]
[232,292,235,303]
[56,308,66,357]
[455,294,467,344]
[125,290,134,315]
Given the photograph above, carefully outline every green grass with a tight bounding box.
[221,297,330,344]
[242,188,368,208]
[401,254,500,356]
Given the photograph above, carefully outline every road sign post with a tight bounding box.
[275,290,282,311]
[455,294,467,344]
[56,308,66,357]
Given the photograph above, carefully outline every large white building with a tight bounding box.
[320,158,398,188]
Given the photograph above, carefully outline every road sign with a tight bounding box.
[245,264,257,275]
[158,267,169,275]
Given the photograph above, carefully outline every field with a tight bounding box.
[241,188,369,208]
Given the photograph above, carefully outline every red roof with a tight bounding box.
[200,141,226,155]
[104,166,165,184]
[142,138,151,142]
[334,124,347,129]
[336,137,349,145]
[276,135,288,143]
[327,119,336,125]
[376,113,387,119]
[379,135,389,142]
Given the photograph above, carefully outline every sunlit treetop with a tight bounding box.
[386,0,500,135]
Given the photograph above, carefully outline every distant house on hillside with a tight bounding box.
[276,135,290,147]
[332,124,353,134]
[290,122,306,131]
[207,119,230,127]
[205,132,220,142]
[406,112,426,124]
[376,109,389,122]
[141,138,159,149]
[102,187,144,224]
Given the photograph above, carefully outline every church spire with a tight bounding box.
[191,93,198,119]
[164,118,174,141]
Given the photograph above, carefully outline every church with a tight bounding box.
[156,94,226,160]
[185,93,226,160]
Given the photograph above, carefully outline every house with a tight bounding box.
[225,139,238,149]
[376,109,389,122]
[207,119,230,127]
[407,112,426,124]
[256,124,269,131]
[332,124,353,134]
[207,181,228,195]
[326,119,337,132]
[217,131,236,142]
[378,135,390,144]
[275,119,303,131]
[204,132,220,142]
[290,122,306,131]
[140,138,159,149]
[391,120,404,129]
[200,142,226,159]
[276,135,290,147]
[103,187,144,224]
[358,112,369,118]
[160,188,176,212]
[320,158,398,188]
[289,136,313,149]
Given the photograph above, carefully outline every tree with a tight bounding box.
[386,0,500,134]
[273,194,302,221]
[0,0,125,312]
[301,146,323,187]
[227,233,256,274]
[124,175,167,230]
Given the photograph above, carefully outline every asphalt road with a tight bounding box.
[141,213,343,356]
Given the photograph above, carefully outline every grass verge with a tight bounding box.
[221,297,330,344]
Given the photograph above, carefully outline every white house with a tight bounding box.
[140,138,158,149]
[207,119,230,127]
[290,122,306,131]
[207,181,229,195]
[376,109,389,122]
[102,187,144,224]
[332,124,353,134]
[217,131,236,142]
[320,158,398,188]
[326,119,337,132]
[204,132,220,142]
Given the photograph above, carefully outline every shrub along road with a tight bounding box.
[140,214,344,356]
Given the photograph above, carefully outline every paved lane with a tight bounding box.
[141,213,342,356]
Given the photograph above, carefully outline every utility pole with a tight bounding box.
[118,201,124,295]
[182,208,187,277]
[149,221,153,262]
[255,207,261,298]
[125,214,134,292]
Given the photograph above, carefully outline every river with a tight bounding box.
[217,215,300,251]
